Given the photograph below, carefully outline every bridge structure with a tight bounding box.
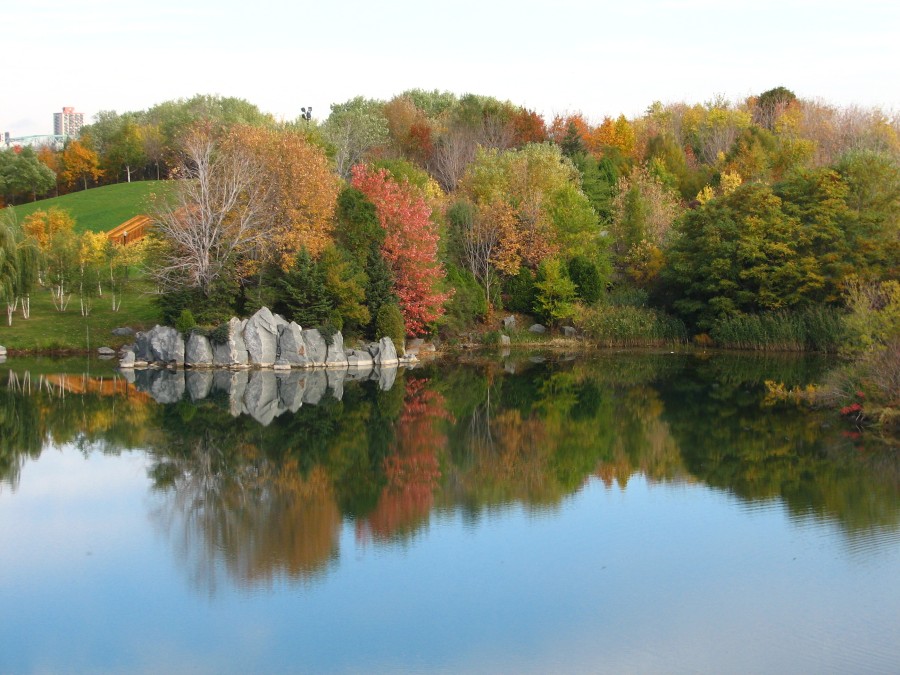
[107,215,152,245]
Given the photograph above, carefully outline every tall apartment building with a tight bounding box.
[53,107,84,138]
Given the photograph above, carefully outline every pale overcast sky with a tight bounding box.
[4,0,898,137]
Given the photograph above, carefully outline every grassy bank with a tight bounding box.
[0,280,161,352]
[10,181,167,233]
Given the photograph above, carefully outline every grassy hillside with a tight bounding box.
[0,279,161,351]
[9,181,169,233]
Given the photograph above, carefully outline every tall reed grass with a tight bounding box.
[582,306,687,348]
[710,306,845,352]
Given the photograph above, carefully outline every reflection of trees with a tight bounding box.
[357,378,451,543]
[150,433,341,594]
[0,369,151,488]
[660,354,900,536]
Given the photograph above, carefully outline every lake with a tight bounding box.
[1,352,898,674]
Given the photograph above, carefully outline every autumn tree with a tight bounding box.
[351,165,450,335]
[150,127,273,299]
[321,97,389,178]
[235,126,339,269]
[22,207,78,311]
[61,140,103,191]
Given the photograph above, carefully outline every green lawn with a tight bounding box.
[0,279,162,352]
[9,181,169,233]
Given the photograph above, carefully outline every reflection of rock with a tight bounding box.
[244,370,281,425]
[186,370,213,401]
[277,371,305,413]
[147,368,185,404]
[185,334,213,367]
[301,370,327,405]
[244,308,281,366]
[345,364,373,382]
[212,318,249,367]
[327,368,347,401]
[213,369,249,417]
[375,365,398,391]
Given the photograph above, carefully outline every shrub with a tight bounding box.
[567,255,605,304]
[175,309,197,334]
[376,302,406,355]
[533,258,577,325]
[503,267,536,314]
[442,264,487,333]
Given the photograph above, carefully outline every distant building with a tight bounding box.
[53,107,84,138]
[2,133,67,151]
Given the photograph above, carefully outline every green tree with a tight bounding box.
[279,248,333,328]
[533,258,577,325]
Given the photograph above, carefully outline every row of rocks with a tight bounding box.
[123,362,400,426]
[122,307,406,370]
[501,316,576,337]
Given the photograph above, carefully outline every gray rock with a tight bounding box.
[111,327,135,337]
[374,337,398,366]
[562,326,576,337]
[528,323,547,334]
[133,331,151,362]
[406,338,424,355]
[119,350,135,368]
[503,315,516,329]
[185,333,213,367]
[97,346,116,356]
[500,334,511,346]
[325,332,348,368]
[185,370,213,401]
[0,345,7,356]
[212,317,249,367]
[301,329,328,366]
[244,307,280,366]
[346,349,374,369]
[276,322,311,366]
[146,325,185,364]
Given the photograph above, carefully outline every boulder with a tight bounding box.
[406,338,424,355]
[0,346,7,356]
[562,326,577,337]
[301,329,328,366]
[276,322,311,366]
[119,350,135,368]
[528,323,546,334]
[212,317,249,367]
[97,346,116,356]
[375,337,398,366]
[243,307,280,366]
[500,334,511,346]
[111,327,135,337]
[145,325,185,364]
[346,349,374,369]
[185,333,213,367]
[325,331,348,368]
[502,315,516,329]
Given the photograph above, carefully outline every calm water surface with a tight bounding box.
[1,353,898,674]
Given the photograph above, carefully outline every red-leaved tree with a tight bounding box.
[350,164,450,335]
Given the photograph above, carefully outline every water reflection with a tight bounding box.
[2,353,898,593]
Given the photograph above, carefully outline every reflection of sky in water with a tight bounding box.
[2,447,898,674]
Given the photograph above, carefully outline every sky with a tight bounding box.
[3,0,898,137]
